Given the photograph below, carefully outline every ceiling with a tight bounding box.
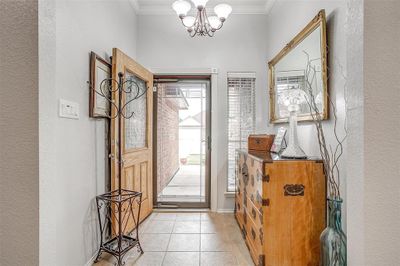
[130,0,276,15]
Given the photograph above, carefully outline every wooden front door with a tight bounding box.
[111,48,153,224]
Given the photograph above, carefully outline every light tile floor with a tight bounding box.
[93,212,254,266]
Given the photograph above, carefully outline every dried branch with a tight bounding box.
[302,51,347,199]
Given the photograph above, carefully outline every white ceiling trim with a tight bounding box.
[131,0,276,15]
[265,0,276,14]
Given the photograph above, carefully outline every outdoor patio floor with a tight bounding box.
[158,165,206,203]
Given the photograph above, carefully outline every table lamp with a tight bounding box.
[278,87,307,159]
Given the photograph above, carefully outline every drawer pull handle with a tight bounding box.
[284,184,305,196]
[262,174,270,182]
[262,198,270,206]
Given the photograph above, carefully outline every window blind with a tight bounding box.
[227,73,256,192]
[276,75,306,92]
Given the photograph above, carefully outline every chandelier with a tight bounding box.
[172,0,232,37]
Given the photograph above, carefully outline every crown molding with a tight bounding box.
[265,0,276,14]
[138,7,269,16]
[134,0,276,16]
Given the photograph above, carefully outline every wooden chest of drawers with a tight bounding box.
[234,150,326,266]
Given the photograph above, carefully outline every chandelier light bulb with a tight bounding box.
[172,0,192,17]
[191,0,209,9]
[182,16,196,27]
[214,3,232,20]
[207,16,221,30]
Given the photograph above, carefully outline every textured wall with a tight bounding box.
[364,0,400,264]
[0,0,39,265]
[39,0,57,264]
[345,0,364,264]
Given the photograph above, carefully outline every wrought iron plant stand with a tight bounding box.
[91,72,146,266]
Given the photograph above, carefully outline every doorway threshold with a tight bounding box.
[153,208,210,213]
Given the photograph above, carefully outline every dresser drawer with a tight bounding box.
[245,210,264,266]
[246,194,263,231]
[235,192,245,228]
[244,157,265,211]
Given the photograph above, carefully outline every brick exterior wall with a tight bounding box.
[157,97,180,195]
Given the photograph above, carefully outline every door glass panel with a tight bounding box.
[125,71,147,150]
[156,81,209,205]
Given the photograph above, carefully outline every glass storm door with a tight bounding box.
[154,79,211,208]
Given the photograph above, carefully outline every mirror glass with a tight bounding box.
[269,10,328,123]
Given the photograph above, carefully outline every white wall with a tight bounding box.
[137,14,268,211]
[265,0,348,229]
[345,0,364,264]
[39,0,138,265]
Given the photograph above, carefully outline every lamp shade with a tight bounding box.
[172,0,192,17]
[191,0,208,8]
[214,3,232,20]
[182,16,196,27]
[207,16,221,29]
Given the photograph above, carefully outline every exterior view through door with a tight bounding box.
[154,79,211,208]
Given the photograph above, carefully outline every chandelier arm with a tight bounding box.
[205,8,223,34]
[188,10,200,37]
[199,9,205,35]
[203,8,212,36]
[179,4,230,37]
[218,18,226,30]
[180,17,188,29]
[195,10,201,34]
[189,28,197,37]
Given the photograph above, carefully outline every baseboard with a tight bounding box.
[216,208,234,213]
[84,252,97,266]
[153,208,210,212]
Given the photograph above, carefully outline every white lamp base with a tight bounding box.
[281,108,307,159]
[281,143,307,159]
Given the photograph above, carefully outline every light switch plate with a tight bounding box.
[59,99,79,119]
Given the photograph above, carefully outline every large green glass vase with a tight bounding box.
[320,198,347,266]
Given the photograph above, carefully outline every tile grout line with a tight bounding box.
[199,213,202,266]
[161,217,175,266]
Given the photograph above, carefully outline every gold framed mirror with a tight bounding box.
[268,10,328,123]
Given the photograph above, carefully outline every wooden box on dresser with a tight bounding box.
[234,150,326,266]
